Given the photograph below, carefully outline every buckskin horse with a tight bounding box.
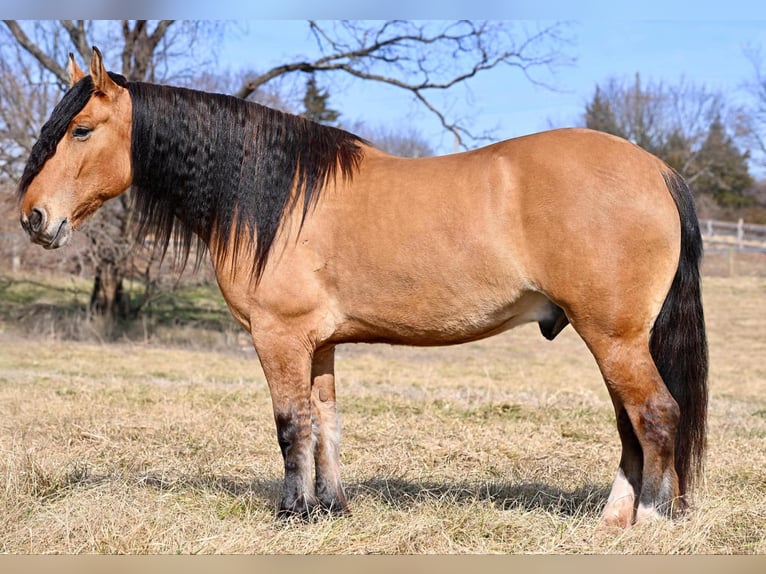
[17,48,707,528]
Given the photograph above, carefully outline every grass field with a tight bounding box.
[0,274,764,554]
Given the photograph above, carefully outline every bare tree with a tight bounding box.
[584,74,748,175]
[347,122,434,158]
[585,75,728,155]
[744,45,766,170]
[234,20,572,148]
[0,48,57,182]
[0,23,74,181]
[0,20,224,324]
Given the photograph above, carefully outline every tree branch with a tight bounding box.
[150,20,175,47]
[2,20,68,85]
[121,20,176,81]
[234,62,316,99]
[59,20,92,64]
[235,20,571,149]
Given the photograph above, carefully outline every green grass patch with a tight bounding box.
[0,273,236,345]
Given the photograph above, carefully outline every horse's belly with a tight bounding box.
[332,289,556,347]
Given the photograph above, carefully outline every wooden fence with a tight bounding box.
[700,219,766,253]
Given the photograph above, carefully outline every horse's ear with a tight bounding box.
[67,53,86,87]
[89,46,120,98]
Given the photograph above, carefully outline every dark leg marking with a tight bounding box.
[275,411,317,520]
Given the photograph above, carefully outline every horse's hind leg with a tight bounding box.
[311,346,348,514]
[585,332,681,525]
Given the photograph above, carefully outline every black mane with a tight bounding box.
[128,82,365,277]
[20,75,366,279]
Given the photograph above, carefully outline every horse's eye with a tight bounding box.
[72,126,92,140]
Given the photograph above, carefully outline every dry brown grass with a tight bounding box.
[0,275,764,554]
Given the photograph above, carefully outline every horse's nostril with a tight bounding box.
[28,207,45,233]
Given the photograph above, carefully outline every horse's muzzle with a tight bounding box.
[20,207,72,249]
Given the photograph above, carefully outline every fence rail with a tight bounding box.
[700,219,766,253]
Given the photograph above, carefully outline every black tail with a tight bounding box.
[651,170,708,499]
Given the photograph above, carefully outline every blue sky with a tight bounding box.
[6,4,766,161]
[218,20,766,159]
[9,1,766,20]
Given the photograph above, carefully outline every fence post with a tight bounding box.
[12,235,20,273]
[737,218,744,251]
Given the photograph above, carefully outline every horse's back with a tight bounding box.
[348,127,680,289]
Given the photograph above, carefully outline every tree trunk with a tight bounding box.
[84,21,174,324]
[89,263,128,319]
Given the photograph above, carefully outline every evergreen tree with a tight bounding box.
[656,129,695,175]
[584,76,661,153]
[302,75,340,125]
[694,116,754,207]
[584,85,625,138]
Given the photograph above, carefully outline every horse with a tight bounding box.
[17,48,707,528]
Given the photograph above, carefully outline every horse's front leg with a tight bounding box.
[254,334,317,519]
